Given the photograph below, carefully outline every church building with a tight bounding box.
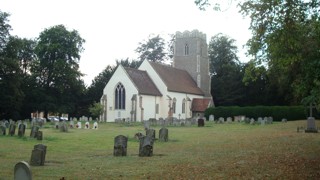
[100,30,213,122]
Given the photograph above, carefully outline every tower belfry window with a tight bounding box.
[185,44,189,55]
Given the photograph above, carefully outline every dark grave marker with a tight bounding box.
[30,144,47,166]
[18,123,26,137]
[198,118,204,127]
[159,128,168,142]
[30,126,39,138]
[9,124,16,136]
[146,129,155,139]
[139,136,154,157]
[113,135,128,156]
[36,131,43,140]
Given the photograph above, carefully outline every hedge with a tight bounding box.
[204,106,308,121]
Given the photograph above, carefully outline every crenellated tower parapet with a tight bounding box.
[175,29,206,41]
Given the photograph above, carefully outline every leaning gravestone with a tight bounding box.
[139,136,154,157]
[18,123,26,137]
[9,123,16,136]
[146,129,155,139]
[159,128,168,142]
[14,161,32,180]
[305,117,318,133]
[1,125,6,135]
[198,118,204,127]
[30,126,39,138]
[113,135,128,156]
[30,144,47,166]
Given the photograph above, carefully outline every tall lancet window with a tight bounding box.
[197,74,201,88]
[185,44,189,55]
[182,99,186,114]
[115,83,126,110]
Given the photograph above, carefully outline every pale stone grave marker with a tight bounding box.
[93,121,98,129]
[250,118,255,125]
[85,122,90,129]
[14,161,32,180]
[305,117,318,133]
[113,135,128,156]
[226,117,232,123]
[77,121,82,129]
[60,122,68,132]
[209,115,214,121]
[1,125,6,135]
[218,117,224,124]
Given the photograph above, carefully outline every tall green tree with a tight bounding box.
[32,24,85,118]
[208,34,245,106]
[135,34,167,63]
[239,0,320,106]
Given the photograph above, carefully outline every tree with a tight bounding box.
[239,0,320,106]
[194,0,235,11]
[115,58,142,69]
[208,34,245,106]
[32,24,85,118]
[135,34,167,63]
[0,10,11,51]
[89,102,104,119]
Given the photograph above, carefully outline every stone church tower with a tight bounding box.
[173,30,211,98]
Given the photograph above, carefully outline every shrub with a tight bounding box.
[204,106,307,121]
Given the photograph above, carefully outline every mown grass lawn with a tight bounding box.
[0,120,319,179]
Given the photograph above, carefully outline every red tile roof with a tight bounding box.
[149,61,204,95]
[192,98,212,112]
[125,67,162,96]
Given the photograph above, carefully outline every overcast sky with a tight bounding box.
[1,0,251,86]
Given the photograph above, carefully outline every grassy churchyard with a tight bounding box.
[1,120,320,179]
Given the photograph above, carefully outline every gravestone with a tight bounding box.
[1,125,6,135]
[59,121,68,132]
[69,121,74,128]
[144,120,150,130]
[146,129,155,139]
[139,136,154,157]
[30,144,47,166]
[30,126,39,138]
[257,117,263,124]
[198,118,204,127]
[218,117,224,124]
[267,117,273,124]
[36,131,43,140]
[18,123,26,137]
[113,135,128,156]
[261,118,266,126]
[77,121,82,129]
[250,118,255,125]
[282,118,287,123]
[209,115,214,121]
[9,123,16,136]
[305,117,318,133]
[14,161,32,180]
[159,128,168,142]
[226,117,232,123]
[85,122,90,129]
[93,121,98,129]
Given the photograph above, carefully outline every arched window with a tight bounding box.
[115,83,125,110]
[185,44,189,55]
[182,99,186,114]
[172,98,177,114]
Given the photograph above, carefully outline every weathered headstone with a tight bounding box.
[267,117,273,124]
[146,129,155,139]
[281,118,287,123]
[69,121,74,128]
[18,123,26,137]
[209,115,214,121]
[250,118,255,125]
[30,126,39,138]
[9,123,16,136]
[30,144,47,166]
[159,128,168,142]
[198,118,204,127]
[226,117,232,123]
[139,136,154,157]
[144,120,150,130]
[305,117,318,133]
[77,121,82,129]
[60,122,68,132]
[36,131,43,140]
[113,135,128,156]
[218,117,224,124]
[14,161,32,180]
[1,125,6,135]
